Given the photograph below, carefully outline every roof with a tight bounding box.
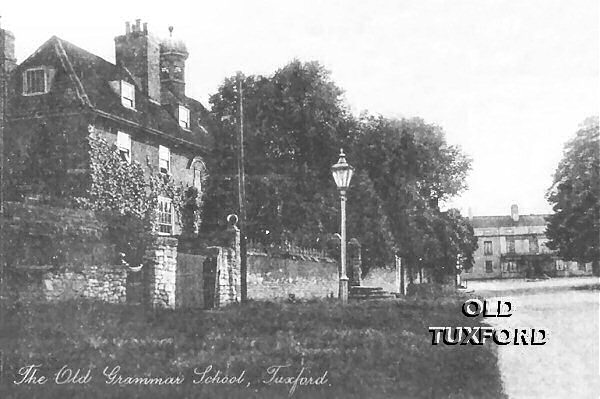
[470,214,550,229]
[7,36,212,150]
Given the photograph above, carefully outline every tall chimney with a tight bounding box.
[510,204,519,222]
[114,20,161,103]
[1,20,16,219]
[0,23,17,74]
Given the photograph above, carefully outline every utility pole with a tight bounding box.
[0,17,8,383]
[236,72,247,302]
[0,18,6,302]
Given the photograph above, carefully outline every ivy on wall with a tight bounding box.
[76,132,203,268]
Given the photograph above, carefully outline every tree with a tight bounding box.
[349,115,473,277]
[546,117,600,272]
[203,61,352,247]
[202,61,475,279]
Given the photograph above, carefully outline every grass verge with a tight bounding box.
[0,298,506,398]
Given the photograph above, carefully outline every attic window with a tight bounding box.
[178,105,190,130]
[120,81,135,109]
[23,68,48,95]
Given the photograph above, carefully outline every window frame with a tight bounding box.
[485,260,493,273]
[178,105,190,130]
[159,145,171,175]
[116,131,132,163]
[120,80,136,109]
[157,196,174,236]
[507,239,515,253]
[22,67,48,96]
[483,240,493,256]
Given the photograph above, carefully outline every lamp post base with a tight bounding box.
[339,277,349,304]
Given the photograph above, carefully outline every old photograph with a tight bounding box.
[0,0,598,398]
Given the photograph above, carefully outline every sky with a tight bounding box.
[2,0,598,216]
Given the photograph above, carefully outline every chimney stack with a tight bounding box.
[114,19,161,103]
[510,204,519,222]
[0,21,17,74]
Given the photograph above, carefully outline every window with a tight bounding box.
[116,131,131,163]
[529,239,539,253]
[578,262,586,271]
[120,81,135,109]
[483,241,493,255]
[157,197,173,235]
[159,145,171,174]
[178,105,190,130]
[23,68,47,95]
[485,261,493,273]
[507,239,515,253]
[191,159,205,191]
[515,239,529,254]
[503,261,517,272]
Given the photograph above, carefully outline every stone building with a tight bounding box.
[0,20,244,309]
[1,19,211,236]
[465,204,593,280]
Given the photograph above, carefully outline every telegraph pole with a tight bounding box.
[237,72,248,302]
[0,17,6,302]
[0,17,8,382]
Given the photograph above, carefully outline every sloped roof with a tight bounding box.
[470,214,550,229]
[9,36,211,150]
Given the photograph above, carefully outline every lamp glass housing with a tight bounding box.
[331,149,354,190]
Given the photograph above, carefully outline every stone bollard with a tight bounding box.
[348,238,362,287]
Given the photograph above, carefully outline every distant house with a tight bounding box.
[465,204,592,279]
[1,19,211,237]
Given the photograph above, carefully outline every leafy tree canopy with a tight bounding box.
[546,116,600,264]
[202,60,474,276]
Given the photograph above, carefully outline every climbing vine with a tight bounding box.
[76,132,202,268]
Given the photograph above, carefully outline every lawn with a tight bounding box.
[0,297,506,398]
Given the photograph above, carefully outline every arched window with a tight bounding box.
[189,157,207,192]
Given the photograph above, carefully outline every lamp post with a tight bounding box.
[331,148,354,304]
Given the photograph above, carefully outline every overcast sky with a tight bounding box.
[2,0,598,216]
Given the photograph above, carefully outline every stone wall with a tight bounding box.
[3,202,244,309]
[3,201,127,303]
[362,263,431,295]
[362,268,397,293]
[247,249,338,300]
[47,265,126,302]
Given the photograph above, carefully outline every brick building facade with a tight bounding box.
[1,19,211,236]
[465,204,593,280]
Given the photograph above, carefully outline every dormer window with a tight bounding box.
[159,145,171,174]
[178,105,190,130]
[120,81,135,109]
[23,68,48,95]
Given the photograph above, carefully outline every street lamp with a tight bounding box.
[331,148,354,304]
